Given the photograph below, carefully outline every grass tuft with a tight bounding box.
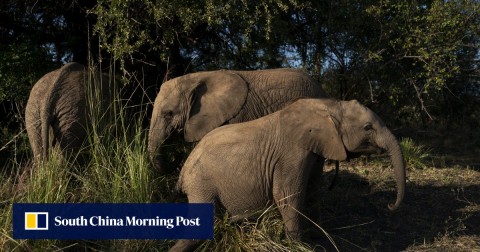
[197,207,315,252]
[400,137,431,170]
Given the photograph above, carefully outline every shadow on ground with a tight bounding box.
[311,170,480,251]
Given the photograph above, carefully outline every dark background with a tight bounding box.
[1,0,479,163]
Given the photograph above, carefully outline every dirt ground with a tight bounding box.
[315,128,480,251]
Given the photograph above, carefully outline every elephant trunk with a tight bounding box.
[147,118,167,174]
[377,128,406,211]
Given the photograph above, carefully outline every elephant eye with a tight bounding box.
[163,110,174,120]
[363,123,373,131]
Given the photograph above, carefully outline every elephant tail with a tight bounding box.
[40,94,52,159]
[40,64,69,159]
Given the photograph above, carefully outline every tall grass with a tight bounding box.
[81,123,156,203]
[80,65,157,203]
[24,153,74,203]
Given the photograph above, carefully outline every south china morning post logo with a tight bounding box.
[24,212,48,230]
[53,215,199,229]
[13,203,214,239]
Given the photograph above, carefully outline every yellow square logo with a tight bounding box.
[25,212,48,230]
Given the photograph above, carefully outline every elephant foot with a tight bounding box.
[169,239,201,252]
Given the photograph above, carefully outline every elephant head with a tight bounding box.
[281,98,406,211]
[147,71,248,174]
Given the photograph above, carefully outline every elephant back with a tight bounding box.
[228,69,325,123]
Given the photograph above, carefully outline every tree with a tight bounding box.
[309,0,479,126]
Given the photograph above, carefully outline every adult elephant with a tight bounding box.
[171,98,406,251]
[25,62,111,164]
[148,68,325,174]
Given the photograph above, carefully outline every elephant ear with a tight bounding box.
[280,100,347,161]
[184,71,248,141]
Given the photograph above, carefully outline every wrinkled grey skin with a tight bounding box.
[25,62,111,163]
[171,98,406,251]
[148,68,325,174]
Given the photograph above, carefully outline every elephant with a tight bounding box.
[170,98,406,251]
[25,62,111,164]
[148,68,325,174]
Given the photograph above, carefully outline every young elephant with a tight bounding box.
[171,98,406,251]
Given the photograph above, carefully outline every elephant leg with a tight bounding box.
[273,189,305,240]
[54,113,87,162]
[305,158,325,225]
[273,152,319,240]
[181,167,217,204]
[306,158,324,203]
[171,179,216,252]
[169,239,201,252]
[272,171,309,240]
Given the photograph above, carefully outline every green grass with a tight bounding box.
[400,137,432,170]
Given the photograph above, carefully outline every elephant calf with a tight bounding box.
[171,98,406,251]
[25,62,111,164]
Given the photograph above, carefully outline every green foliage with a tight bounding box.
[319,0,479,125]
[367,0,478,91]
[401,137,431,170]
[91,0,304,71]
[1,0,479,141]
[0,44,54,103]
[0,0,94,103]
